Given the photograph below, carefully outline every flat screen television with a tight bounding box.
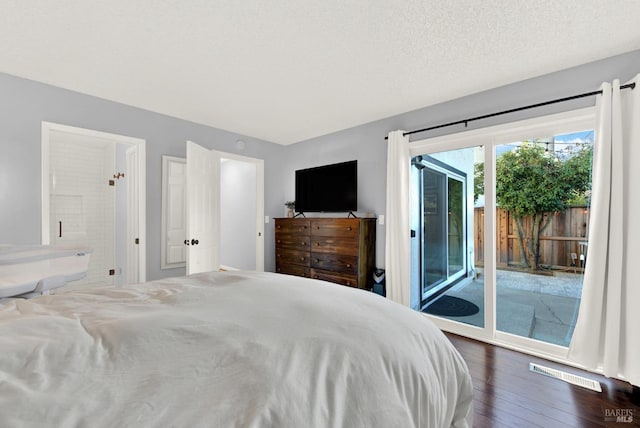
[295,160,357,213]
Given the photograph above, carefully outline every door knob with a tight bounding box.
[191,239,199,245]
[184,239,190,245]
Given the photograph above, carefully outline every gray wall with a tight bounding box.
[2,49,640,280]
[0,72,284,281]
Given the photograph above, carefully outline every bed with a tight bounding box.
[0,270,473,427]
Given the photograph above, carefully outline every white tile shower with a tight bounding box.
[49,132,116,290]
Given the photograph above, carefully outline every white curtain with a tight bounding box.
[385,130,411,306]
[568,76,640,386]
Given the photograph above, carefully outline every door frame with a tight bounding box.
[41,122,147,283]
[216,150,265,272]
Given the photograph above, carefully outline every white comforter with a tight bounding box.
[0,271,473,427]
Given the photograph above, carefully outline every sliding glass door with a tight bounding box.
[409,108,596,358]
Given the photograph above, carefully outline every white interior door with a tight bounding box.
[186,141,220,274]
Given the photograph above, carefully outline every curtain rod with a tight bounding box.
[386,82,636,140]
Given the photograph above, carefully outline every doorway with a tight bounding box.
[185,141,264,275]
[220,157,258,271]
[41,122,146,290]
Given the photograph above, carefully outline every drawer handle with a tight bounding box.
[315,259,319,263]
[277,240,281,243]
[346,264,351,268]
[314,275,319,279]
[315,242,320,246]
[301,242,306,246]
[300,257,305,261]
[347,227,352,231]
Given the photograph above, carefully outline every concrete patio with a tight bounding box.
[434,269,584,347]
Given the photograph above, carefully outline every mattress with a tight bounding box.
[0,270,473,427]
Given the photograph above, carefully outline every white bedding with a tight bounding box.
[0,271,473,427]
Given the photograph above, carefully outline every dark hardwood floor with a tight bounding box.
[445,332,640,427]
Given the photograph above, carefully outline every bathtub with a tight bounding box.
[0,245,92,298]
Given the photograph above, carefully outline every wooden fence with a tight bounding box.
[474,206,589,269]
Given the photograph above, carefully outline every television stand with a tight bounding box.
[347,211,358,218]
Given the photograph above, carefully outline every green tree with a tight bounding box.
[496,142,592,270]
[563,145,593,205]
[474,162,484,203]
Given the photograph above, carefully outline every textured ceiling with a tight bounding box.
[2,1,640,144]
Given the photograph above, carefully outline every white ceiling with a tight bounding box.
[2,1,640,145]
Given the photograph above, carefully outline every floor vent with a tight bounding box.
[529,362,602,392]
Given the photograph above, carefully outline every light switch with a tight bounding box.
[265,216,270,223]
[378,214,385,225]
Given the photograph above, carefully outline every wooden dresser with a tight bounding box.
[275,217,376,289]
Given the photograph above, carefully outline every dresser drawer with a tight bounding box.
[310,269,358,288]
[311,218,359,238]
[277,264,311,278]
[275,219,311,234]
[310,253,357,275]
[276,248,310,267]
[311,237,358,256]
[276,234,310,250]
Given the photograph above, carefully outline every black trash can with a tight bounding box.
[372,269,385,297]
